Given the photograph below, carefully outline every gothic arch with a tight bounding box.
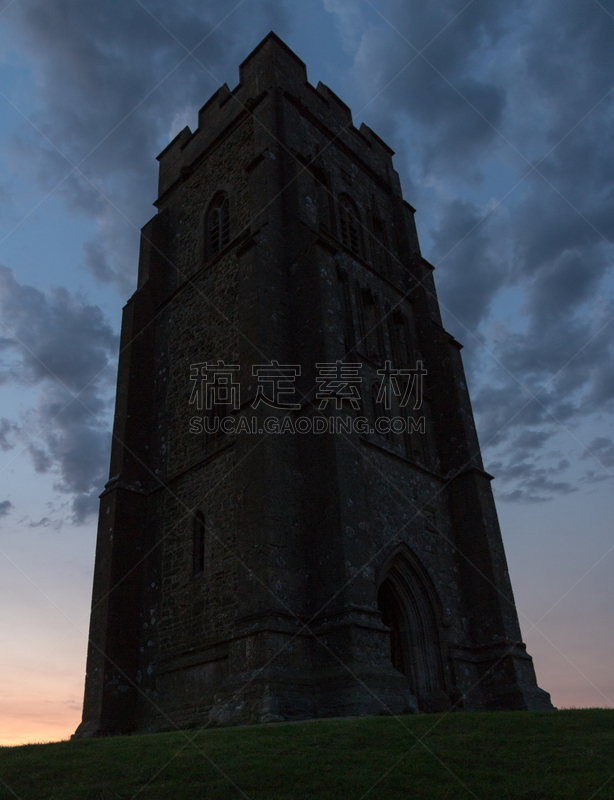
[338,193,363,256]
[336,266,355,356]
[359,287,384,364]
[205,191,230,258]
[369,211,391,279]
[377,544,449,710]
[310,162,333,232]
[390,310,413,369]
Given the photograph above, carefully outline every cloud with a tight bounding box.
[324,0,370,52]
[0,265,118,522]
[26,516,62,530]
[474,290,614,450]
[0,500,13,517]
[337,0,515,179]
[0,418,19,451]
[2,0,612,508]
[0,6,292,520]
[28,445,54,474]
[4,0,289,292]
[505,429,556,462]
[0,265,117,390]
[489,457,577,503]
[581,437,614,470]
[429,197,510,331]
[331,0,614,500]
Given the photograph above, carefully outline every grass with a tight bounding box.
[1,709,613,799]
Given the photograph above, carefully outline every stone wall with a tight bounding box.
[75,32,552,739]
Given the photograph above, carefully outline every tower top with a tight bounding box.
[155,32,397,202]
[239,31,308,82]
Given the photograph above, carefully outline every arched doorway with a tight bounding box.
[377,548,449,711]
[377,579,407,676]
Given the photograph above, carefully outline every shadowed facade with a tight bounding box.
[75,33,552,736]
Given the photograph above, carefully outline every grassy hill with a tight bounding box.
[1,709,613,799]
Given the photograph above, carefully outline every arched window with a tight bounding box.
[371,214,391,279]
[311,164,333,232]
[338,194,363,256]
[206,192,230,258]
[337,267,355,356]
[193,511,205,574]
[391,311,413,369]
[360,289,384,364]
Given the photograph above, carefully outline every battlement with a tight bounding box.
[314,81,353,126]
[155,32,398,202]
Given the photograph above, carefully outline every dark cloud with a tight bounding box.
[488,457,577,503]
[472,379,574,451]
[34,385,113,521]
[581,437,614,469]
[505,429,556,462]
[348,0,513,178]
[0,500,13,517]
[0,265,117,522]
[5,0,289,291]
[472,288,614,457]
[341,0,614,498]
[82,239,118,286]
[429,198,510,331]
[1,2,291,519]
[28,445,54,474]
[0,265,117,390]
[339,3,613,489]
[579,470,612,485]
[2,0,612,507]
[0,418,19,451]
[26,516,61,530]
[524,249,607,324]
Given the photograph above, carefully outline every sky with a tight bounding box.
[0,0,613,746]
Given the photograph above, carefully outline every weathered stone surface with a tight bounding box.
[74,32,552,738]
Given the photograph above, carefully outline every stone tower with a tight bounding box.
[75,32,552,737]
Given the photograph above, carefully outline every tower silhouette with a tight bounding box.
[75,32,552,736]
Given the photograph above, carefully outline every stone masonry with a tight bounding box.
[74,32,552,737]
